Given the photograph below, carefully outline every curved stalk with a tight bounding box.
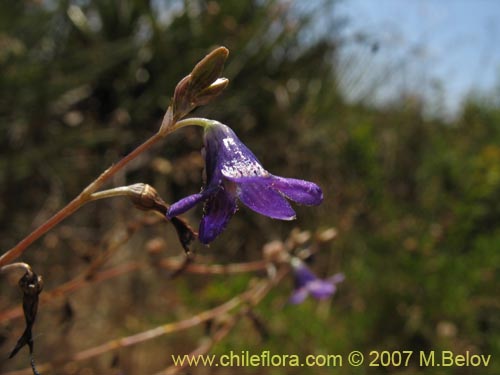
[0,132,164,267]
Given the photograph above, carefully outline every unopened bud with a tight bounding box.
[194,77,229,106]
[172,75,193,120]
[171,47,229,121]
[190,46,229,92]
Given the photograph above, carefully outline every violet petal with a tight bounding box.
[205,123,269,180]
[327,273,346,285]
[289,288,309,305]
[167,193,206,218]
[293,262,320,287]
[271,176,323,206]
[199,188,237,244]
[236,178,296,220]
[308,280,336,300]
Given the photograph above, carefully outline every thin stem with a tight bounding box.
[0,112,221,267]
[0,259,268,324]
[0,262,142,324]
[0,111,207,268]
[0,262,33,275]
[0,132,163,268]
[5,270,288,375]
[82,132,163,195]
[155,312,242,375]
[88,186,136,201]
[159,258,267,275]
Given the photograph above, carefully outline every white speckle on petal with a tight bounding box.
[220,136,269,178]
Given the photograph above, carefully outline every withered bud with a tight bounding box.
[18,271,44,299]
[170,216,197,254]
[316,228,337,243]
[128,183,169,214]
[9,270,43,360]
[126,184,196,253]
[171,47,229,121]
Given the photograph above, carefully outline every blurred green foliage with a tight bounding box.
[0,1,499,374]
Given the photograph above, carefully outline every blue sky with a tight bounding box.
[336,0,500,118]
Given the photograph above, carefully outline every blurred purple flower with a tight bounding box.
[167,121,323,244]
[289,258,344,304]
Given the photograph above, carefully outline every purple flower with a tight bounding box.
[289,258,344,304]
[167,121,323,244]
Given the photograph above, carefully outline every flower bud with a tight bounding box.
[171,47,229,121]
[193,77,229,106]
[190,46,229,93]
[172,75,193,120]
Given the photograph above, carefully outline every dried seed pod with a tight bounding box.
[9,270,43,366]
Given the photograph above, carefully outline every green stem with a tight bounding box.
[172,117,216,131]
[88,186,137,201]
